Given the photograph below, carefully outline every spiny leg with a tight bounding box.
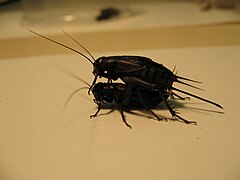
[159,91,197,125]
[171,92,190,100]
[119,105,132,129]
[134,87,167,121]
[165,99,196,125]
[146,107,168,121]
[168,90,190,100]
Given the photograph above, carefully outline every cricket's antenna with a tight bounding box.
[63,87,89,111]
[61,29,96,62]
[29,29,94,65]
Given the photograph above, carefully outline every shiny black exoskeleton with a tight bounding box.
[91,55,223,108]
[30,30,224,128]
[92,56,175,90]
[91,82,171,128]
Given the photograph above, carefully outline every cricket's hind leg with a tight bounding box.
[165,100,197,125]
[134,86,168,122]
[159,91,197,125]
[168,90,190,100]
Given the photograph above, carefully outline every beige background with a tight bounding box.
[0,46,239,180]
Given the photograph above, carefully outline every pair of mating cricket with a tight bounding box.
[30,30,223,128]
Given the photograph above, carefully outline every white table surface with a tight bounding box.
[0,46,239,180]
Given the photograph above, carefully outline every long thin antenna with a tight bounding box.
[29,29,94,65]
[61,29,96,62]
[61,68,91,87]
[61,71,91,111]
[63,87,89,111]
[172,87,223,109]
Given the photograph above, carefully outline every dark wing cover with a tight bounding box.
[111,56,153,73]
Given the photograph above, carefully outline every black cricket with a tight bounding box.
[91,82,170,128]
[65,79,188,128]
[30,30,223,127]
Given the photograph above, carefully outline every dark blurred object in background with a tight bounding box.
[197,0,235,10]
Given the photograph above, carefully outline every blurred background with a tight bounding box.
[0,0,239,58]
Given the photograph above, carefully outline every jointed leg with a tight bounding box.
[168,90,190,100]
[134,87,167,121]
[146,107,168,121]
[119,105,132,129]
[88,75,98,95]
[162,97,197,125]
[90,102,101,118]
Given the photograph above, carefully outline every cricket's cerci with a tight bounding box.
[30,30,223,128]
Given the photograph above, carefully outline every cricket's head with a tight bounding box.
[92,82,114,104]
